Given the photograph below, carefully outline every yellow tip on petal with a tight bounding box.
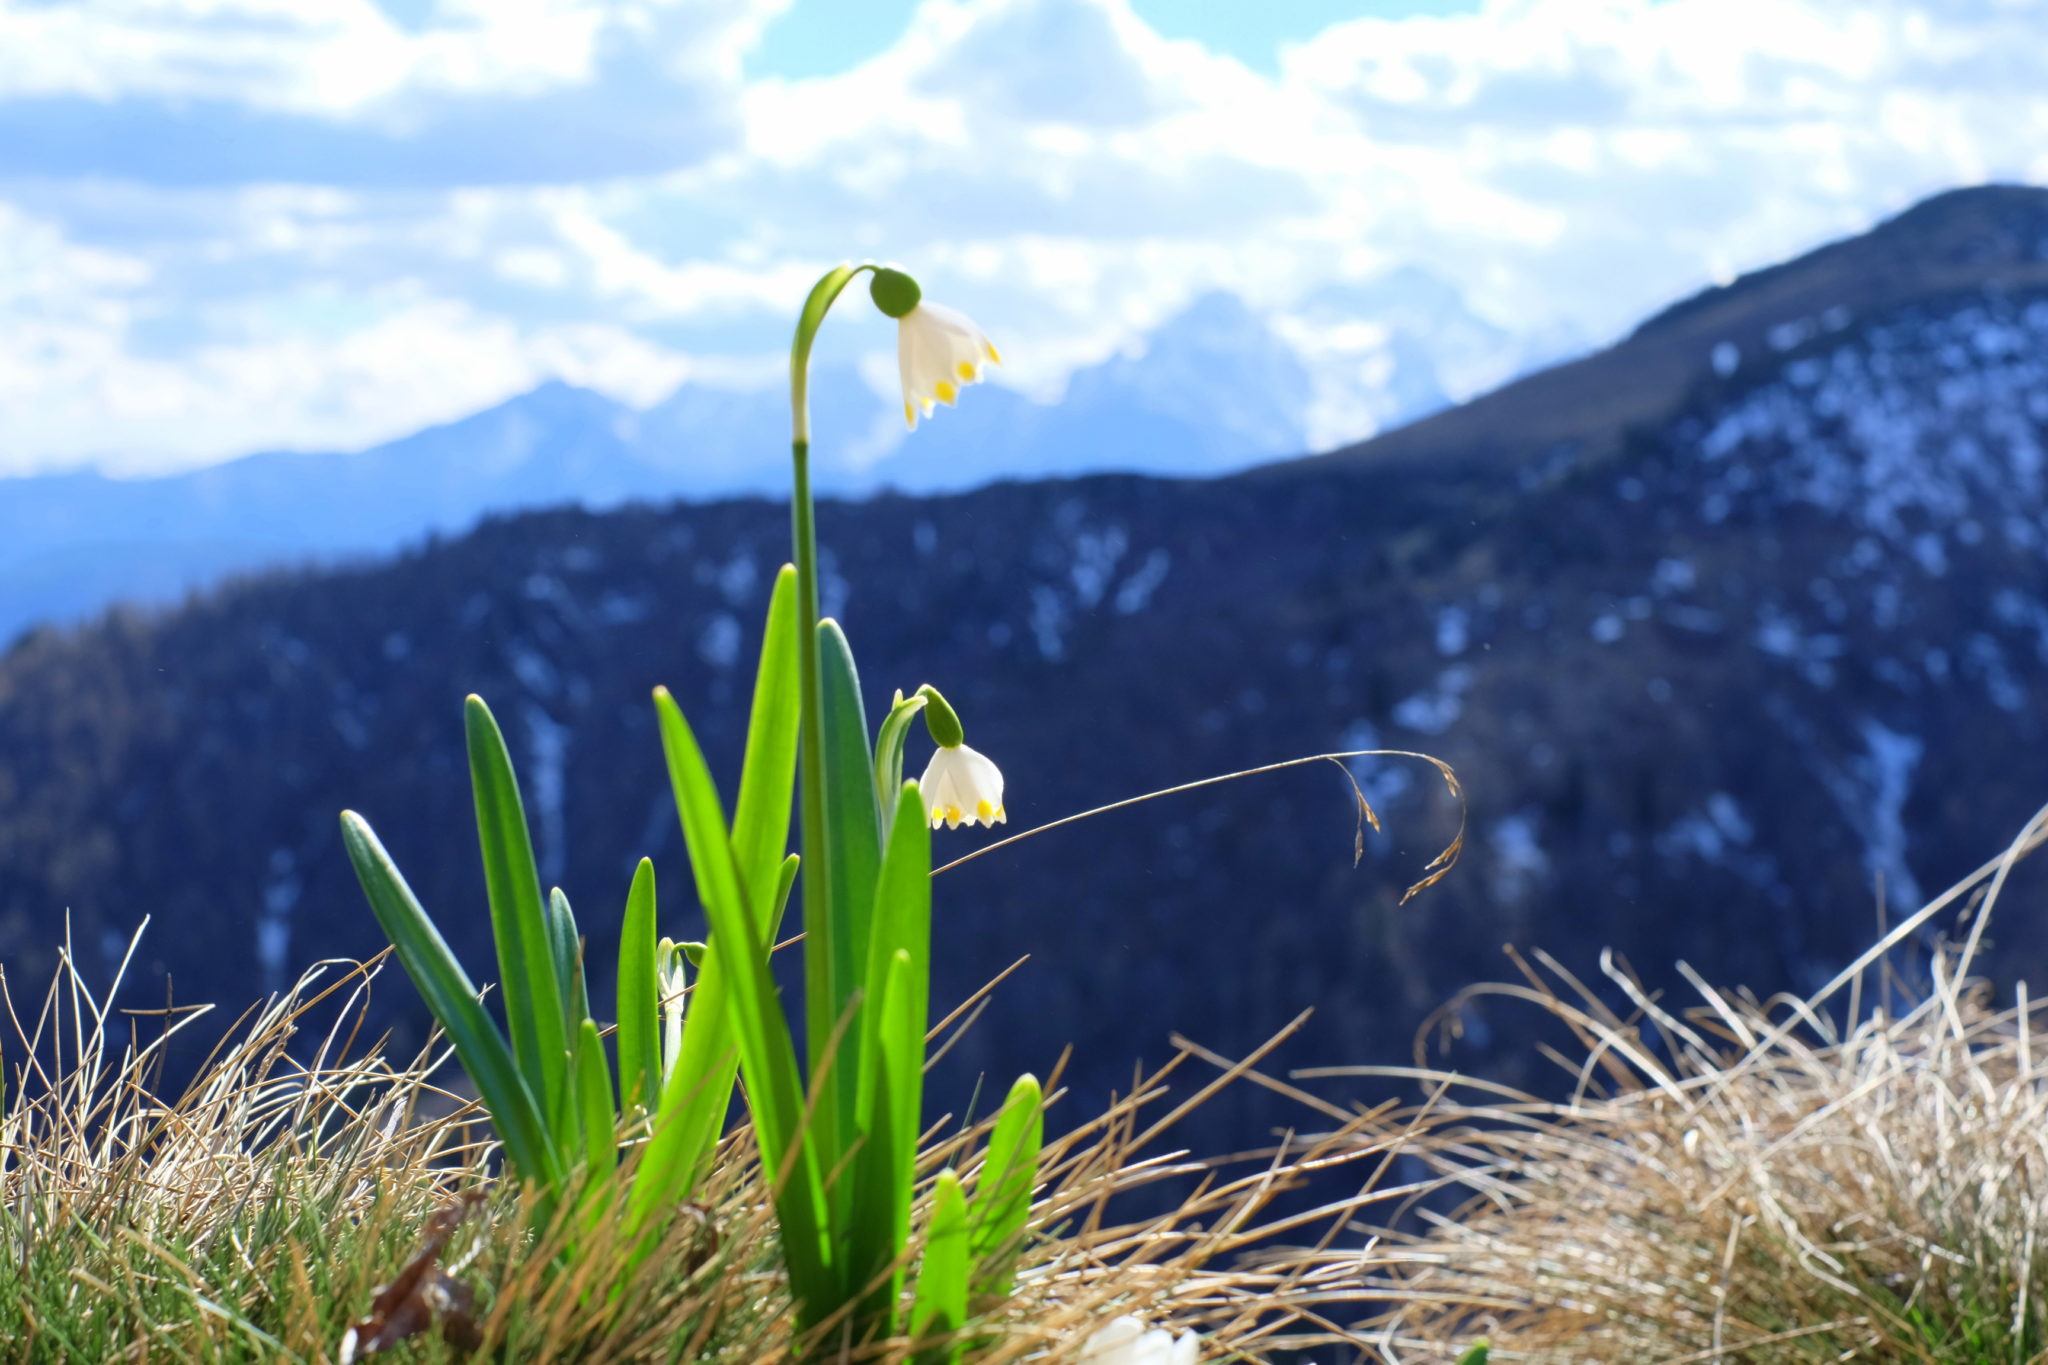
[930,804,946,828]
[904,403,917,429]
[994,805,1007,824]
[956,360,977,381]
[984,342,1002,364]
[944,804,963,830]
[976,799,995,822]
[935,380,958,405]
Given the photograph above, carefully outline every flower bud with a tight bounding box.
[916,684,965,748]
[870,267,923,320]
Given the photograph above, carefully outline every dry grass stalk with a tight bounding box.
[0,922,1440,1363]
[1270,805,2048,1364]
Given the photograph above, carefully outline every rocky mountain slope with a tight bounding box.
[2,186,2045,1143]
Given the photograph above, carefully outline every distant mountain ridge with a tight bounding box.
[4,184,2047,1157]
[0,282,1544,647]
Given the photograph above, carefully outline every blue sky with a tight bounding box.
[1,0,2042,475]
[753,1,1480,77]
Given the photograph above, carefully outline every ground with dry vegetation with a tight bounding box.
[8,807,2047,1363]
[0,931,1411,1363]
[1277,809,2048,1364]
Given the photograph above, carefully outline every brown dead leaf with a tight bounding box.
[338,1190,484,1362]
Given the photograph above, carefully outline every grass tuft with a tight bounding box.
[1275,809,2048,1364]
[0,927,1426,1362]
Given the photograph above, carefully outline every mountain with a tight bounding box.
[0,281,1527,647]
[0,381,644,643]
[3,185,2047,1152]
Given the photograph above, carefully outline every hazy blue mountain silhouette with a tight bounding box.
[0,285,1517,643]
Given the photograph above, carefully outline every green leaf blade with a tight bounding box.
[547,886,590,1032]
[574,1017,618,1184]
[733,564,801,916]
[910,1169,970,1365]
[340,810,561,1188]
[616,858,660,1119]
[968,1073,1042,1301]
[813,618,883,1174]
[650,686,833,1311]
[847,948,917,1339]
[465,695,568,1134]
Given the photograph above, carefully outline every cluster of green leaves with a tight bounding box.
[343,563,1043,1358]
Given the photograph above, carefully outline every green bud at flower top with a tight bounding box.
[870,267,923,319]
[680,940,707,968]
[916,683,964,748]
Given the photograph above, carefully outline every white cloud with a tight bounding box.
[3,0,2047,474]
[0,0,783,114]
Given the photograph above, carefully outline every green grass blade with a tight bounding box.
[574,1018,618,1183]
[968,1073,1042,1300]
[813,618,883,1177]
[464,695,568,1136]
[910,1169,970,1365]
[649,686,833,1308]
[339,810,561,1187]
[616,859,660,1117]
[1454,1343,1491,1365]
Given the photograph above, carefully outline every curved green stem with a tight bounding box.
[791,263,876,444]
[789,262,877,1101]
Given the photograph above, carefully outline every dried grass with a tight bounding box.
[1272,805,2048,1364]
[0,926,1427,1363]
[22,805,2045,1364]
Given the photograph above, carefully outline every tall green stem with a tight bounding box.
[789,433,832,1097]
[789,262,874,1161]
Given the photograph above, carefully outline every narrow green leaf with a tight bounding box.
[847,949,917,1337]
[1454,1342,1491,1365]
[547,887,590,1031]
[648,686,833,1310]
[733,564,801,913]
[656,937,686,1083]
[340,811,561,1188]
[574,1018,617,1184]
[968,1073,1042,1300]
[910,1169,970,1365]
[616,859,660,1117]
[773,852,800,924]
[863,783,932,1117]
[465,695,568,1133]
[545,887,590,1152]
[633,570,803,1226]
[813,618,883,1178]
[632,937,726,1241]
[871,691,930,839]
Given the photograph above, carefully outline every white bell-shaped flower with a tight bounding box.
[1076,1315,1200,1365]
[897,300,1000,430]
[918,742,1006,830]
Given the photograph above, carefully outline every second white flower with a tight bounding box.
[919,742,1006,830]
